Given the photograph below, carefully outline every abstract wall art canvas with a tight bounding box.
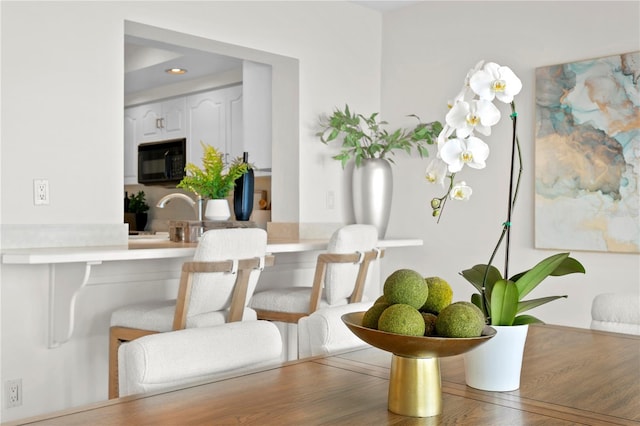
[535,52,640,253]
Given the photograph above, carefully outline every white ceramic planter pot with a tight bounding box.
[204,199,231,221]
[463,324,529,391]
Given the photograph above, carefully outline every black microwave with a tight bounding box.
[138,138,186,185]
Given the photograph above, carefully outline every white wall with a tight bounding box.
[0,1,382,421]
[1,0,639,421]
[379,1,640,328]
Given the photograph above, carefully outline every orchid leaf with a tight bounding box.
[513,314,544,325]
[517,295,567,314]
[515,253,583,300]
[460,264,502,295]
[510,255,585,283]
[490,279,518,326]
[471,293,487,318]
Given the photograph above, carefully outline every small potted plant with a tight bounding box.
[177,143,248,220]
[125,191,150,232]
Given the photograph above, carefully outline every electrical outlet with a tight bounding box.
[5,379,22,408]
[34,179,50,205]
[326,191,335,210]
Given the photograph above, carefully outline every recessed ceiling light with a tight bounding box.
[165,68,187,75]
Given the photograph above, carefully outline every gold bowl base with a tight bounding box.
[388,355,442,417]
[342,311,496,418]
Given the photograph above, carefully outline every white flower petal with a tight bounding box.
[465,136,490,169]
[424,158,449,187]
[445,102,470,129]
[475,99,501,127]
[450,181,473,200]
[439,138,465,173]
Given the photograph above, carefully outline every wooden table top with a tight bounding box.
[6,324,640,425]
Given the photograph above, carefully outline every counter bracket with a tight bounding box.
[48,261,102,349]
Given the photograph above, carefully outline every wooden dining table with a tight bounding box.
[6,324,639,425]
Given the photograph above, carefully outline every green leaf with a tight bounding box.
[515,253,584,299]
[513,314,544,325]
[517,295,567,314]
[490,279,518,326]
[460,264,503,294]
[471,293,489,320]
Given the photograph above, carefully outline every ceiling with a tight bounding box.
[124,2,421,95]
[124,35,243,95]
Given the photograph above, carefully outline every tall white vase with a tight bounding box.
[463,324,529,391]
[204,199,231,221]
[352,158,392,238]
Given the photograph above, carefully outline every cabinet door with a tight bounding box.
[124,106,140,184]
[138,102,163,143]
[227,86,244,162]
[161,98,187,139]
[187,90,228,166]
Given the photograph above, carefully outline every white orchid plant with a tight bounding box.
[425,61,585,327]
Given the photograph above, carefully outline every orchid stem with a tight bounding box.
[480,101,522,321]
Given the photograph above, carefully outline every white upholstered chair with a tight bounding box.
[249,224,383,360]
[118,320,282,397]
[298,301,374,358]
[109,228,272,398]
[591,293,640,335]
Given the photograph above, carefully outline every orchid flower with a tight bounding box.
[450,181,473,200]
[425,157,449,187]
[469,62,523,103]
[439,136,490,173]
[445,99,501,138]
[436,124,455,152]
[451,60,485,106]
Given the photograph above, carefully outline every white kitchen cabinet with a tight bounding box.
[186,85,243,166]
[124,105,141,185]
[139,98,187,143]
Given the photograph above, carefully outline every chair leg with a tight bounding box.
[109,326,159,399]
[108,327,121,399]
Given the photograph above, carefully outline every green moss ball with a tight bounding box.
[435,301,485,338]
[420,277,453,314]
[456,301,486,324]
[383,269,428,309]
[378,304,426,337]
[421,312,438,336]
[374,295,388,305]
[362,303,390,329]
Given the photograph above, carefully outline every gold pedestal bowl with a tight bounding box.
[342,311,496,418]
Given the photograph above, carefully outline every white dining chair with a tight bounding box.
[591,292,640,335]
[118,320,282,397]
[249,224,383,360]
[108,227,272,398]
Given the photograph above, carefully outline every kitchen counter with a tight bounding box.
[1,237,422,349]
[1,237,421,264]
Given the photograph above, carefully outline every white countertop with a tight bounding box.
[2,238,423,265]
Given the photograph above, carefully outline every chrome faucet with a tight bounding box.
[156,193,203,221]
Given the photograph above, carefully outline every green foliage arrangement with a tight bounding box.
[126,191,149,213]
[177,143,248,199]
[317,104,443,168]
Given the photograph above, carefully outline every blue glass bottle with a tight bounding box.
[233,152,254,221]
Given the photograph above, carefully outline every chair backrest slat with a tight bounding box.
[323,225,379,305]
[173,228,269,327]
